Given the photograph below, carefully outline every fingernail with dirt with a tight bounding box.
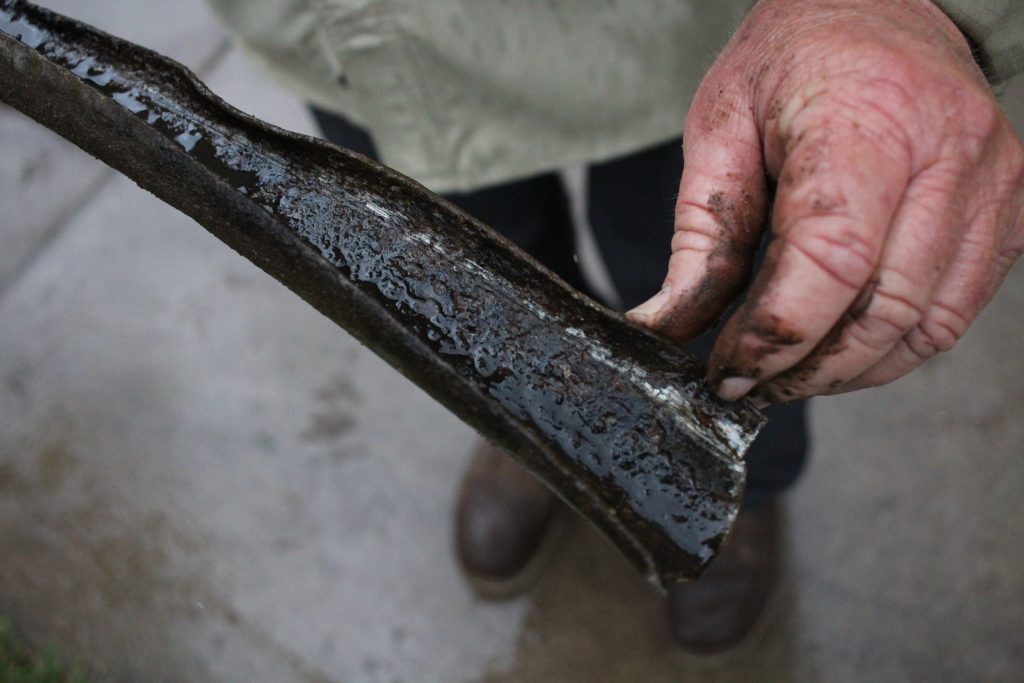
[716,376,757,401]
[626,287,670,322]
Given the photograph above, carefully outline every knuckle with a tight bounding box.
[957,229,1001,270]
[1003,240,1024,261]
[785,224,878,290]
[731,312,806,376]
[856,44,916,81]
[902,330,940,361]
[845,289,924,352]
[964,189,1002,228]
[843,320,892,353]
[905,313,965,360]
[813,44,920,131]
[956,91,1002,159]
[911,159,962,197]
[676,190,763,249]
[997,244,1023,272]
[859,285,926,336]
[824,41,916,89]
[849,80,916,137]
[961,90,1001,135]
[861,72,915,111]
[671,225,719,256]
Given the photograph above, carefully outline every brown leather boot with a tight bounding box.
[455,442,563,599]
[666,503,782,655]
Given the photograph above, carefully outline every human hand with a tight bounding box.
[627,0,1024,404]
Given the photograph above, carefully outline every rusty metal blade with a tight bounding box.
[0,0,765,590]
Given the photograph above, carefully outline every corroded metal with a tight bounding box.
[0,1,765,589]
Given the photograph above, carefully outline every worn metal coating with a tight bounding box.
[0,0,765,589]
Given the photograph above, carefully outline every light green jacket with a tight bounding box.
[208,0,1024,193]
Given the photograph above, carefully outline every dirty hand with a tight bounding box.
[627,0,1024,404]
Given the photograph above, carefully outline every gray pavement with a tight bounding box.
[1,3,1022,682]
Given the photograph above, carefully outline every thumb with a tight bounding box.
[627,77,767,342]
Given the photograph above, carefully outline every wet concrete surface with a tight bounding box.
[1,3,1023,682]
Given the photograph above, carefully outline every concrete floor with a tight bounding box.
[1,2,1022,682]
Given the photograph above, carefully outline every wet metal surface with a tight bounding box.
[0,1,765,587]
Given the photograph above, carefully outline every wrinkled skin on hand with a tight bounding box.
[627,0,1024,404]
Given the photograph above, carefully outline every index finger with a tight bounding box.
[708,114,912,400]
